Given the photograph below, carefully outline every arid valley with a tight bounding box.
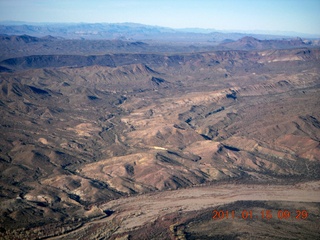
[0,24,320,239]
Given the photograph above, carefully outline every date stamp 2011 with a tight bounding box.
[212,209,308,220]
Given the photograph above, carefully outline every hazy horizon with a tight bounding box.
[0,0,319,35]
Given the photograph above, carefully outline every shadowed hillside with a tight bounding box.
[0,34,319,239]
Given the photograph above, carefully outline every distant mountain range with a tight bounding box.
[219,36,315,50]
[1,33,318,63]
[1,22,319,42]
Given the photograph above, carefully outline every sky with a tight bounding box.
[0,0,319,35]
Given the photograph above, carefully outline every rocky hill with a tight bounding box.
[219,36,312,50]
[0,36,319,238]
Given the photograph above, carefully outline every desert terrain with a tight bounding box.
[0,26,319,239]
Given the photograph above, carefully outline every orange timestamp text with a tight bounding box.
[212,209,308,220]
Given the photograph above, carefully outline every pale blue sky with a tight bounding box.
[0,0,319,34]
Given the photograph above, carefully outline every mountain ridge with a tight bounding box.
[2,22,317,41]
[0,23,320,239]
[1,47,319,72]
[220,36,311,50]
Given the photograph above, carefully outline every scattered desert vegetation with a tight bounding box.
[0,28,319,239]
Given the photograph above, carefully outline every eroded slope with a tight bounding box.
[0,47,319,237]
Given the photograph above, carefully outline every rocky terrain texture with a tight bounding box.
[0,35,319,239]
